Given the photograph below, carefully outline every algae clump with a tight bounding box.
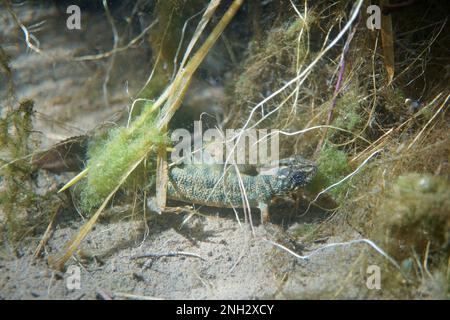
[79,102,167,212]
[307,146,351,200]
[374,173,450,261]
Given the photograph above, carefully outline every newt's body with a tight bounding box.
[167,156,317,221]
[33,137,316,222]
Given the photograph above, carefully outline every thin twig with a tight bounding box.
[316,21,359,153]
[407,94,448,150]
[102,0,119,108]
[96,289,113,300]
[73,20,158,62]
[4,1,43,55]
[266,238,403,274]
[113,292,164,300]
[130,251,206,261]
[33,204,61,259]
[171,8,207,80]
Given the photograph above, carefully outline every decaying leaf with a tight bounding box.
[32,136,88,173]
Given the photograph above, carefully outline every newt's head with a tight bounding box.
[261,155,316,193]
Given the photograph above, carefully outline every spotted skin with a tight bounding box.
[167,156,317,222]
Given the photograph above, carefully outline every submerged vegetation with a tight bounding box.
[0,98,36,243]
[80,103,166,212]
[0,0,448,298]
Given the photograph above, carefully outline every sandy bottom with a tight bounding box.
[1,180,386,300]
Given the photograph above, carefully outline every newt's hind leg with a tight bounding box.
[258,202,270,224]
